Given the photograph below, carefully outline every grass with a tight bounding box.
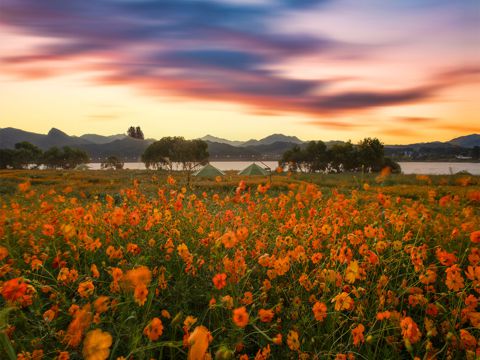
[0,170,479,359]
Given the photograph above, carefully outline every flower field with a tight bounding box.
[0,171,479,359]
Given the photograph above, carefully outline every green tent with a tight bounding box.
[193,164,225,177]
[238,163,269,176]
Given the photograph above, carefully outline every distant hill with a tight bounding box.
[242,134,303,147]
[1,127,478,162]
[0,127,91,149]
[77,137,153,161]
[448,134,480,148]
[244,141,299,156]
[0,127,152,161]
[200,135,243,147]
[205,141,258,160]
[80,133,126,144]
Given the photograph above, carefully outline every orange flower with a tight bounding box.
[56,352,70,360]
[460,329,476,349]
[94,296,110,314]
[43,306,58,322]
[258,309,274,323]
[352,324,365,346]
[236,227,249,242]
[161,309,171,319]
[445,264,464,291]
[184,316,198,330]
[134,283,148,306]
[18,181,31,192]
[90,264,100,278]
[1,278,28,305]
[123,266,152,290]
[78,280,95,298]
[82,329,112,360]
[212,273,227,290]
[221,231,238,249]
[471,230,480,244]
[241,291,253,305]
[332,292,354,311]
[400,317,422,344]
[312,301,327,321]
[376,311,391,321]
[64,304,92,347]
[188,326,213,360]
[232,307,249,328]
[42,224,55,237]
[143,317,164,341]
[0,246,8,261]
[287,330,300,351]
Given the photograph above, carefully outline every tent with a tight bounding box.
[238,163,269,176]
[193,164,225,177]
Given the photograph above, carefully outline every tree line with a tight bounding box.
[0,142,89,169]
[280,138,400,173]
[0,136,400,174]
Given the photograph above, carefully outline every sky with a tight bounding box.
[1,0,479,144]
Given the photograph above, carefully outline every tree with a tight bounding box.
[42,147,62,169]
[357,138,384,172]
[175,139,209,184]
[279,142,328,173]
[141,137,182,170]
[127,126,144,140]
[328,141,358,172]
[0,149,15,169]
[101,156,124,170]
[280,145,307,172]
[135,126,144,140]
[383,157,401,173]
[142,137,209,183]
[303,141,328,172]
[42,146,89,169]
[12,142,43,169]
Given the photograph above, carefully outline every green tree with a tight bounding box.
[0,149,15,169]
[176,139,209,184]
[127,126,144,140]
[303,141,328,172]
[328,141,358,172]
[280,145,307,172]
[135,126,144,140]
[42,146,89,169]
[42,147,62,169]
[11,142,43,169]
[101,156,124,170]
[142,137,209,183]
[141,137,183,170]
[357,138,384,171]
[61,146,90,169]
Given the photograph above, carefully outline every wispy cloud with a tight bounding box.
[1,0,479,123]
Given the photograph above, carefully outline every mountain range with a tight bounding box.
[0,127,479,161]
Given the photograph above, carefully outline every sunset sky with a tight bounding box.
[1,0,479,144]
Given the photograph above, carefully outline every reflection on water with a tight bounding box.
[87,161,479,175]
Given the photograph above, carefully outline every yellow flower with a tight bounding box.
[82,329,112,360]
[344,261,359,284]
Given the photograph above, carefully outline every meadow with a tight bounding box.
[0,170,479,359]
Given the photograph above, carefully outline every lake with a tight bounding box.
[88,161,480,175]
